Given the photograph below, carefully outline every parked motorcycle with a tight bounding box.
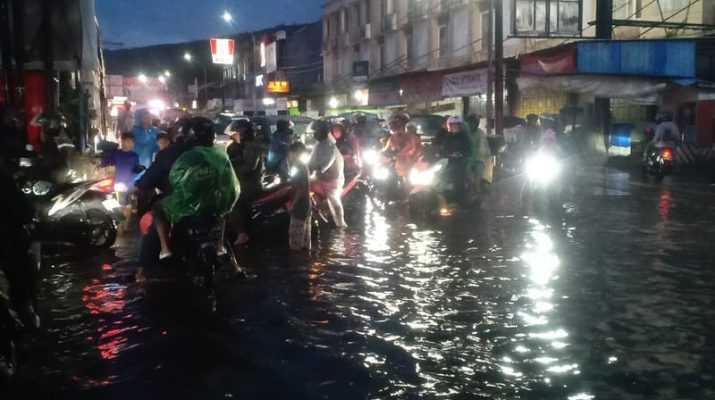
[642,145,675,180]
[17,171,123,249]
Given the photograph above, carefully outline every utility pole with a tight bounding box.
[494,0,504,137]
[595,0,613,150]
[41,0,55,110]
[486,0,494,135]
[0,0,15,106]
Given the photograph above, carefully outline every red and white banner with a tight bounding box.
[520,46,577,76]
[210,38,235,65]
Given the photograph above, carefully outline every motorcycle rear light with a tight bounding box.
[661,148,673,160]
[92,177,115,193]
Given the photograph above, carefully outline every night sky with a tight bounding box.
[96,0,326,48]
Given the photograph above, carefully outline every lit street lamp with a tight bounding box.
[183,52,207,108]
[222,11,233,23]
[183,52,192,62]
[158,75,166,84]
[138,73,147,84]
[164,70,171,77]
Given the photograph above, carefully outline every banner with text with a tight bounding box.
[442,69,488,98]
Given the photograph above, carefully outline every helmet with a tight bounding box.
[182,116,215,146]
[657,111,673,122]
[354,113,367,124]
[388,112,410,131]
[447,115,464,125]
[34,111,68,136]
[228,119,255,141]
[310,120,330,140]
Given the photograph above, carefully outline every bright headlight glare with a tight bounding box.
[114,182,128,193]
[290,166,298,177]
[373,166,389,181]
[299,153,311,164]
[526,153,561,185]
[409,169,435,186]
[363,150,378,165]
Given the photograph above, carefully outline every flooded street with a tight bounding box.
[11,166,715,400]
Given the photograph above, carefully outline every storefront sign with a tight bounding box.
[210,38,235,65]
[521,46,577,75]
[442,70,487,98]
[267,80,290,93]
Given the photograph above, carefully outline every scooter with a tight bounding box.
[407,158,449,217]
[643,145,675,180]
[17,170,123,249]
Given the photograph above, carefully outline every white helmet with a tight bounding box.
[447,115,463,125]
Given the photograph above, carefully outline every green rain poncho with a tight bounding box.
[163,146,240,223]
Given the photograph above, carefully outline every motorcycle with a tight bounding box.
[643,145,675,180]
[407,158,449,217]
[365,150,408,203]
[17,171,123,249]
[523,149,563,205]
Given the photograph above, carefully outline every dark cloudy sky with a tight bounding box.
[96,0,326,48]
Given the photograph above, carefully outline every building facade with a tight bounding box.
[322,0,715,145]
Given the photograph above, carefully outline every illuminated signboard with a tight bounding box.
[267,80,290,93]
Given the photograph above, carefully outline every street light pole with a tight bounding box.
[252,32,258,116]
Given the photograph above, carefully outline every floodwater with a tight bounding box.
[10,166,715,399]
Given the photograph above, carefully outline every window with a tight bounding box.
[405,32,413,66]
[383,0,394,16]
[660,0,689,12]
[340,9,348,33]
[438,24,448,58]
[481,12,493,50]
[364,0,371,25]
[514,0,581,36]
[379,42,386,71]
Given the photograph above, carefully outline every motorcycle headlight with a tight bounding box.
[526,153,561,185]
[290,166,298,178]
[363,150,379,166]
[114,182,129,193]
[409,169,435,186]
[299,153,311,164]
[32,181,52,196]
[373,166,389,181]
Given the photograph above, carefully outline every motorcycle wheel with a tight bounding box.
[84,209,117,249]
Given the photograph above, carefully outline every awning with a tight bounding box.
[517,74,670,103]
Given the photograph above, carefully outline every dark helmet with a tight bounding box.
[526,114,539,124]
[276,119,294,133]
[388,111,410,131]
[35,111,68,136]
[228,119,255,141]
[182,116,215,146]
[354,113,367,125]
[310,120,330,140]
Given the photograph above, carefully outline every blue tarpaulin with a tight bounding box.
[577,40,696,79]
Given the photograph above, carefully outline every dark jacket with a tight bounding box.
[228,140,263,200]
[135,142,193,194]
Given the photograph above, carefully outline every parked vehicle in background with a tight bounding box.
[250,116,315,147]
[409,114,443,146]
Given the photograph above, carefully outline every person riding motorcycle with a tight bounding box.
[439,116,475,204]
[135,117,239,281]
[643,112,680,163]
[382,112,422,178]
[350,113,374,148]
[226,119,263,246]
[332,121,362,177]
